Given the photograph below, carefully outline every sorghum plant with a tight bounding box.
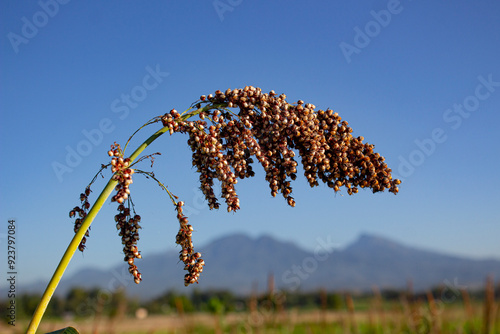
[27,86,400,333]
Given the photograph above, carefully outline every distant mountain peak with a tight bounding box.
[346,233,404,252]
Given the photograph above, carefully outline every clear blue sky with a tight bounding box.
[1,1,499,287]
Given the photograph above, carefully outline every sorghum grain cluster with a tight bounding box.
[175,201,205,286]
[162,86,400,212]
[70,86,401,287]
[107,143,146,283]
[115,204,143,284]
[108,143,134,204]
[69,187,91,252]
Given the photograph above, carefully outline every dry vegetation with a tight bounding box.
[4,278,498,334]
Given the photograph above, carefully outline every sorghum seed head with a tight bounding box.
[75,86,400,286]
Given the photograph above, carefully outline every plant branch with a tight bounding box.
[25,177,117,334]
[26,103,222,333]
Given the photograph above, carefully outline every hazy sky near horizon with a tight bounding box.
[1,1,499,287]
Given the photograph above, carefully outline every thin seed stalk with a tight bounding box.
[25,177,117,334]
[26,104,216,334]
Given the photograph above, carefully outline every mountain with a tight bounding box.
[21,233,500,300]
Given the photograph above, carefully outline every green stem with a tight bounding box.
[25,178,117,334]
[26,103,224,333]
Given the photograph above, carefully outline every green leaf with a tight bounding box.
[45,327,80,334]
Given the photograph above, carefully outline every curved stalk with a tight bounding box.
[26,103,224,333]
[25,177,118,334]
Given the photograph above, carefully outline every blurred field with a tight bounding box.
[4,296,499,334]
[3,277,498,333]
[5,307,500,334]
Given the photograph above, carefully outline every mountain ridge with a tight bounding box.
[19,233,500,300]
